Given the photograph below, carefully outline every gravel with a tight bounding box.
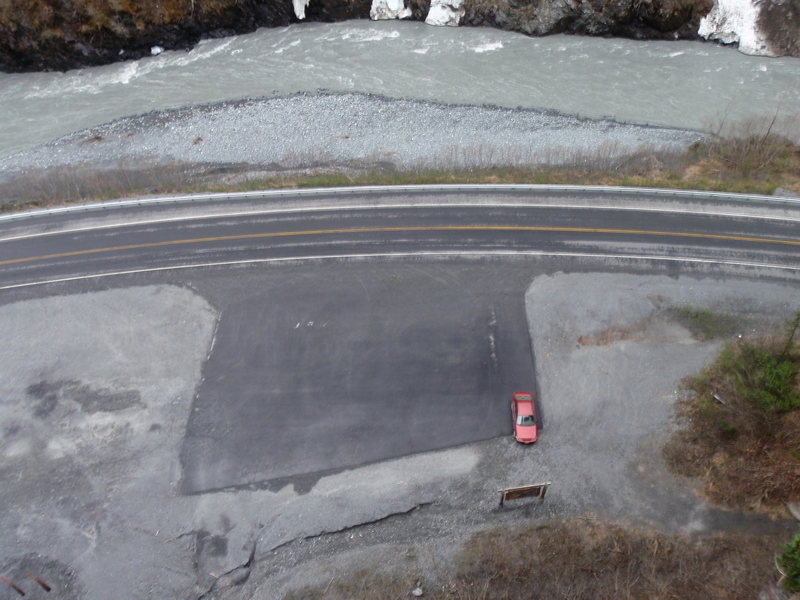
[220,270,800,598]
[0,92,704,180]
[0,282,483,599]
[3,270,796,599]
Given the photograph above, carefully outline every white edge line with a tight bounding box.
[3,200,800,244]
[1,183,798,224]
[1,251,797,291]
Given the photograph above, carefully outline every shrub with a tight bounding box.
[665,311,800,508]
[285,519,783,600]
[778,530,800,592]
[720,340,800,415]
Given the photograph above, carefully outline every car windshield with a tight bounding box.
[516,414,535,426]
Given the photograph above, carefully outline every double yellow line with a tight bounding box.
[1,225,799,267]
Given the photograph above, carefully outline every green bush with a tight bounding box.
[723,342,800,413]
[778,530,800,592]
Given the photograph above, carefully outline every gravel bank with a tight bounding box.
[0,92,704,182]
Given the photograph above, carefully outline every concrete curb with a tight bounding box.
[1,184,799,224]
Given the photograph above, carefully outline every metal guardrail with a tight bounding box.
[1,184,799,225]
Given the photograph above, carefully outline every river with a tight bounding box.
[1,20,799,159]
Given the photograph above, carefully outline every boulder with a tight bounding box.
[371,0,413,19]
[426,0,465,26]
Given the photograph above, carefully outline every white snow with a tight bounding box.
[698,0,775,56]
[293,0,311,20]
[371,0,412,20]
[150,45,164,56]
[425,0,464,27]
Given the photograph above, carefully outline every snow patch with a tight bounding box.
[293,0,311,20]
[426,0,464,26]
[699,0,776,56]
[371,0,412,20]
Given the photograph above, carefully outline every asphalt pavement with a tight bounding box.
[180,261,535,494]
[2,193,800,290]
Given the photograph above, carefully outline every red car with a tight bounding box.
[511,392,537,444]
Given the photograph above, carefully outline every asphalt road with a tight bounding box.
[2,193,800,290]
[2,187,799,495]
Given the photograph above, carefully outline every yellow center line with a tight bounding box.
[1,225,798,267]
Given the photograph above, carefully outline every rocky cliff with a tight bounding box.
[463,0,712,39]
[0,0,796,73]
[0,0,370,72]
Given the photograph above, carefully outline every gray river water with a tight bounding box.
[1,20,799,160]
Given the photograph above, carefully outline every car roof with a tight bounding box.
[516,402,534,415]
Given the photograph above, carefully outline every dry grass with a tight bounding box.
[0,158,786,215]
[0,163,213,212]
[684,114,800,194]
[285,518,784,600]
[664,315,800,510]
[1,115,798,214]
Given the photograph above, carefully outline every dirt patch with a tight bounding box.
[577,303,748,347]
[577,324,641,346]
[576,313,694,347]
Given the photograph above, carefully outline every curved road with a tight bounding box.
[2,187,800,289]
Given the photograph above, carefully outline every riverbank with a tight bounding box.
[1,93,797,213]
[0,92,704,183]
